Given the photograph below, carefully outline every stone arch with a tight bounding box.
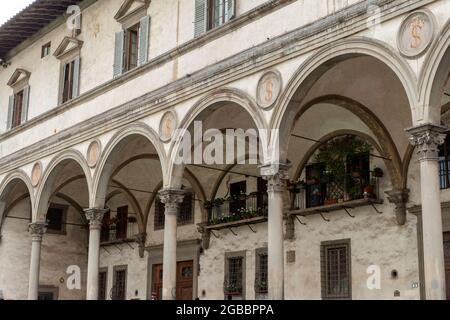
[91,122,167,209]
[34,149,92,221]
[167,88,269,188]
[0,170,35,231]
[418,18,450,123]
[270,37,418,163]
[291,95,404,189]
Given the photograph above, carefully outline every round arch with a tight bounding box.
[167,88,269,188]
[270,37,418,162]
[0,170,35,231]
[92,122,167,209]
[419,18,450,123]
[34,149,92,222]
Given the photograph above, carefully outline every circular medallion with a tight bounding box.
[256,70,282,110]
[31,162,42,187]
[159,110,178,142]
[397,10,436,58]
[87,140,101,168]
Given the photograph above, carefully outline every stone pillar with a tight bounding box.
[261,163,290,300]
[407,123,447,300]
[85,208,107,300]
[159,189,184,300]
[28,222,47,300]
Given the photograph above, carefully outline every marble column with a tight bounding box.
[261,163,290,300]
[85,208,107,300]
[28,222,47,300]
[407,123,447,300]
[159,189,184,300]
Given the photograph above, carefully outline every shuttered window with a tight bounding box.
[7,85,30,130]
[195,0,236,37]
[114,15,151,77]
[61,57,80,103]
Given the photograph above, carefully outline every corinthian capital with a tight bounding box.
[406,124,447,161]
[158,189,185,215]
[84,208,108,230]
[260,162,291,193]
[29,222,47,241]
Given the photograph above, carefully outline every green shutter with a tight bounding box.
[194,0,207,37]
[72,57,80,98]
[138,15,151,66]
[113,31,125,77]
[21,85,30,124]
[7,95,14,130]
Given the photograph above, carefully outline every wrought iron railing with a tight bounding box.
[207,193,268,225]
[101,220,139,243]
[292,170,381,210]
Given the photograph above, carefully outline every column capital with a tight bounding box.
[29,222,47,241]
[260,162,291,193]
[84,208,108,230]
[406,123,447,161]
[385,189,410,225]
[158,189,185,215]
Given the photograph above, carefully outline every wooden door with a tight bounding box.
[152,261,194,300]
[444,232,450,300]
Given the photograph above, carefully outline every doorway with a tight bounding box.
[152,260,194,300]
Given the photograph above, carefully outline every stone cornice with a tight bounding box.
[0,0,435,175]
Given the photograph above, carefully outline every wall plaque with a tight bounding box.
[397,10,436,58]
[87,140,101,168]
[159,110,178,142]
[256,69,282,110]
[31,162,42,187]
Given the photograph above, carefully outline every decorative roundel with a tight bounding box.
[397,9,436,58]
[87,140,102,168]
[31,162,42,187]
[256,69,282,110]
[159,110,178,142]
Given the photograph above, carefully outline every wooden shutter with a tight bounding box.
[113,31,125,77]
[194,0,207,37]
[7,95,14,130]
[138,15,151,66]
[225,0,236,22]
[21,85,30,124]
[72,57,80,99]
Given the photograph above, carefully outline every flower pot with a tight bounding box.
[363,185,375,199]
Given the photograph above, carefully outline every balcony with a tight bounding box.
[100,218,139,245]
[204,193,268,231]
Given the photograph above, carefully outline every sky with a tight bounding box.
[0,0,34,26]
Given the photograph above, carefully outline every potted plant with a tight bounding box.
[363,178,377,199]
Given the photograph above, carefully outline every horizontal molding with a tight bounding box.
[0,0,435,175]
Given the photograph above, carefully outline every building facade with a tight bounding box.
[0,0,450,300]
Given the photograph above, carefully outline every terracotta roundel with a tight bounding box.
[159,110,178,142]
[397,10,436,58]
[256,69,282,110]
[31,162,42,187]
[87,140,101,168]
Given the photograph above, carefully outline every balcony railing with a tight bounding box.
[292,170,382,211]
[101,220,139,244]
[206,193,268,225]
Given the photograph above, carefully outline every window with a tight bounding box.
[41,42,51,58]
[195,0,235,36]
[46,204,67,234]
[439,133,450,189]
[98,269,108,300]
[38,286,58,300]
[113,15,150,77]
[124,24,139,72]
[112,266,127,300]
[321,239,351,300]
[116,206,128,240]
[255,248,268,298]
[154,191,194,230]
[12,90,24,129]
[224,251,245,299]
[62,59,78,103]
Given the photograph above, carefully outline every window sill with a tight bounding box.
[289,198,383,217]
